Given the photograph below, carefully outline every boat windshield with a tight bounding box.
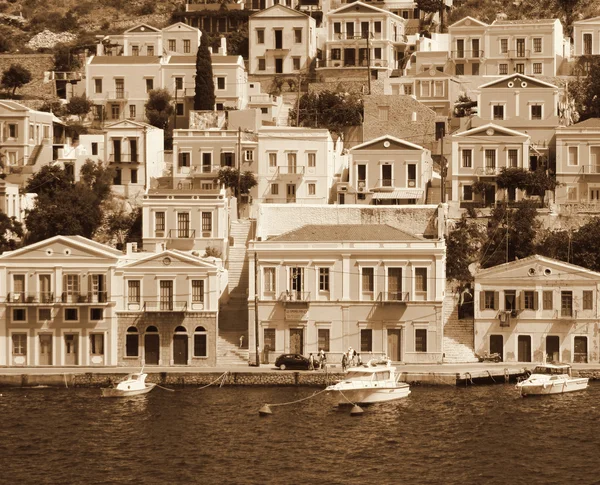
[345,372,373,381]
[374,371,391,381]
[532,366,569,375]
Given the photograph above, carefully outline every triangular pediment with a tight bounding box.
[478,74,557,90]
[329,1,397,17]
[162,22,200,33]
[476,255,600,282]
[573,16,600,25]
[449,16,488,29]
[121,250,218,270]
[124,23,161,34]
[104,119,150,130]
[0,236,122,262]
[455,123,529,139]
[251,4,309,18]
[351,135,424,151]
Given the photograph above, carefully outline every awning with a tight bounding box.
[372,189,423,200]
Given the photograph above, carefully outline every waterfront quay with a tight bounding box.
[2,362,599,388]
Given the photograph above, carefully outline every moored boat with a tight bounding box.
[325,359,410,404]
[101,372,156,397]
[515,363,588,396]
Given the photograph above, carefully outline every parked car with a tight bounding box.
[275,354,310,370]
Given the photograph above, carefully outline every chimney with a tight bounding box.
[126,242,138,255]
[220,36,227,56]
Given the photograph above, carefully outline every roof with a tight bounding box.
[453,122,529,138]
[90,56,160,64]
[562,118,600,130]
[477,73,558,90]
[328,1,405,21]
[350,134,425,151]
[372,189,424,199]
[269,224,422,242]
[491,19,558,26]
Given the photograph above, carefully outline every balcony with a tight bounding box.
[476,166,500,176]
[60,292,109,304]
[6,292,55,304]
[276,166,305,178]
[167,229,196,239]
[279,291,310,306]
[502,50,530,59]
[143,301,188,312]
[451,50,484,59]
[106,91,128,101]
[378,291,409,303]
[191,164,221,175]
[581,165,600,175]
[108,154,139,164]
[318,58,389,68]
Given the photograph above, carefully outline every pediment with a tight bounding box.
[0,236,121,262]
[574,16,600,25]
[352,135,423,151]
[329,1,390,16]
[455,123,528,138]
[449,16,488,29]
[104,119,147,130]
[162,22,200,33]
[121,250,218,270]
[251,4,309,18]
[478,74,557,90]
[124,23,161,34]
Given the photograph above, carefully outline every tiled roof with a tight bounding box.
[492,19,557,25]
[91,56,160,64]
[269,224,422,242]
[565,118,600,129]
[168,56,195,63]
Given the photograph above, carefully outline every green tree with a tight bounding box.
[66,94,93,121]
[145,89,174,130]
[0,213,24,254]
[217,167,257,197]
[1,64,32,97]
[194,31,215,110]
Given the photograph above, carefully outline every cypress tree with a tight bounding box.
[194,32,215,110]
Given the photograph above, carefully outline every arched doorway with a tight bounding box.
[173,326,188,365]
[194,326,207,358]
[126,327,139,357]
[144,326,160,365]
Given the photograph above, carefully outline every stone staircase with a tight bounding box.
[217,333,249,366]
[443,293,479,363]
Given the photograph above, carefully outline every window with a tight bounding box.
[38,308,52,321]
[499,64,508,75]
[531,105,542,120]
[261,107,268,114]
[176,103,184,116]
[192,280,204,303]
[515,63,525,74]
[318,328,330,352]
[374,48,382,59]
[500,38,508,53]
[256,29,264,44]
[65,308,79,321]
[533,63,542,75]
[90,142,98,156]
[360,329,372,352]
[146,78,154,93]
[129,105,136,119]
[221,152,234,167]
[194,326,207,357]
[362,267,374,296]
[294,28,302,43]
[269,152,277,168]
[308,183,316,195]
[504,290,517,310]
[202,212,212,232]
[485,149,496,168]
[455,64,464,75]
[258,58,266,71]
[131,169,138,184]
[319,268,330,292]
[8,124,17,138]
[331,48,341,61]
[403,84,412,96]
[90,334,104,356]
[523,290,536,310]
[90,308,104,321]
[245,150,254,161]
[568,146,578,166]
[334,22,341,35]
[128,280,140,304]
[415,329,427,352]
[168,39,176,51]
[264,267,276,293]
[483,291,496,310]
[155,212,165,233]
[94,78,102,94]
[561,291,573,317]
[493,104,504,120]
[567,186,578,201]
[12,308,26,322]
[147,45,154,56]
[111,104,120,120]
[307,153,316,167]
[374,21,381,34]
[415,268,427,294]
[126,327,139,357]
[543,291,553,310]
[175,77,183,90]
[12,334,26,356]
[472,63,480,76]
[463,185,473,201]
[421,82,430,97]
[178,152,190,167]
[533,38,542,53]
[132,45,139,56]
[434,81,444,97]
[217,77,225,90]
[462,149,472,168]
[379,106,389,121]
[271,183,279,195]
[183,39,191,53]
[583,290,593,310]
[293,57,301,71]
[508,149,518,168]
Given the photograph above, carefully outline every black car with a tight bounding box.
[275,353,310,370]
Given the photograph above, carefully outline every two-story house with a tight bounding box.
[338,135,432,205]
[319,2,407,76]
[248,223,445,364]
[474,255,600,363]
[448,16,487,76]
[573,16,600,58]
[249,4,317,76]
[450,123,531,206]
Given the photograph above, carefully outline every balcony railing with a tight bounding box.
[476,166,500,176]
[143,301,188,312]
[377,178,394,188]
[61,292,109,303]
[502,50,531,58]
[106,91,128,100]
[279,291,310,305]
[451,50,484,59]
[108,154,139,163]
[318,58,390,68]
[193,164,222,174]
[168,229,196,239]
[276,166,305,176]
[6,292,55,304]
[581,165,600,174]
[378,291,409,303]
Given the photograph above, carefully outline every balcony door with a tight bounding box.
[202,153,212,173]
[516,38,525,57]
[89,274,105,303]
[129,139,138,163]
[113,139,121,163]
[584,33,592,55]
[289,267,304,300]
[39,274,52,303]
[274,30,283,49]
[591,146,600,174]
[381,165,392,187]
[177,213,190,238]
[456,39,464,58]
[387,268,402,300]
[160,281,173,311]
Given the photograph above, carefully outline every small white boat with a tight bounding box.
[101,372,156,398]
[326,359,410,404]
[515,363,589,397]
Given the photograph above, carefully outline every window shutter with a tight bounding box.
[62,274,67,293]
[479,291,485,311]
[519,291,525,310]
[493,291,499,310]
[533,291,539,311]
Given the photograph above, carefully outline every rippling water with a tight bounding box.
[1,382,599,484]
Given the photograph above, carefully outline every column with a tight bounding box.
[342,253,351,300]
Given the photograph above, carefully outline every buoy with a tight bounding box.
[350,404,364,416]
[259,404,273,416]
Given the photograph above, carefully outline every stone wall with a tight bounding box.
[0,54,55,99]
[256,204,442,239]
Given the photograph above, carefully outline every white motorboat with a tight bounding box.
[515,364,589,396]
[101,372,156,398]
[326,359,410,404]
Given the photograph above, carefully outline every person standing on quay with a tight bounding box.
[239,335,244,348]
[308,353,315,370]
[319,349,327,369]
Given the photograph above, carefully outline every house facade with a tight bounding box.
[338,135,432,205]
[448,16,487,76]
[248,224,446,364]
[474,255,600,364]
[572,17,600,57]
[248,4,317,75]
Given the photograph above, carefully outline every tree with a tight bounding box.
[106,207,141,249]
[194,31,215,110]
[556,0,582,36]
[217,167,257,197]
[416,0,444,13]
[53,43,81,72]
[66,94,93,121]
[453,94,476,118]
[569,56,600,121]
[145,89,174,131]
[1,64,32,97]
[570,218,600,271]
[0,213,24,254]
[446,213,483,284]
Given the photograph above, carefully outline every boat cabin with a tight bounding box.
[531,364,571,376]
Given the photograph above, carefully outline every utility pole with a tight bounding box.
[296,71,302,127]
[173,83,178,130]
[237,126,242,219]
[366,31,372,95]
[254,251,260,366]
[440,134,446,203]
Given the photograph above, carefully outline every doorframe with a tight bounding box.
[385,325,404,362]
[516,333,533,362]
[571,334,589,363]
[63,332,80,366]
[544,334,561,363]
[172,328,190,366]
[489,333,504,362]
[36,330,55,366]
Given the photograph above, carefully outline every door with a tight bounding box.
[387,329,402,362]
[516,38,525,57]
[39,334,53,365]
[344,48,356,66]
[490,335,503,361]
[286,184,296,203]
[338,193,345,205]
[113,139,121,163]
[274,30,283,49]
[275,58,283,74]
[518,335,531,362]
[290,328,304,355]
[584,33,592,55]
[387,268,402,300]
[202,152,212,173]
[129,139,138,163]
[381,165,392,187]
[591,147,600,174]
[456,39,464,58]
[115,79,124,98]
[173,335,188,365]
[64,334,78,366]
[145,334,160,365]
[574,336,588,363]
[160,281,173,310]
[546,335,560,363]
[484,185,496,206]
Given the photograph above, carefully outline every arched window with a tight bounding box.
[146,325,158,333]
[126,326,139,357]
[174,326,187,333]
[194,326,207,357]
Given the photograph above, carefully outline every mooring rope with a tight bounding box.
[155,384,175,392]
[196,371,229,390]
[487,370,497,383]
[266,388,328,408]
[337,389,357,406]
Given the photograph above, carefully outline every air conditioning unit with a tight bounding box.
[202,231,211,238]
[408,180,416,187]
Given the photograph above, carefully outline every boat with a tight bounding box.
[515,363,589,396]
[325,359,410,404]
[101,372,156,397]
